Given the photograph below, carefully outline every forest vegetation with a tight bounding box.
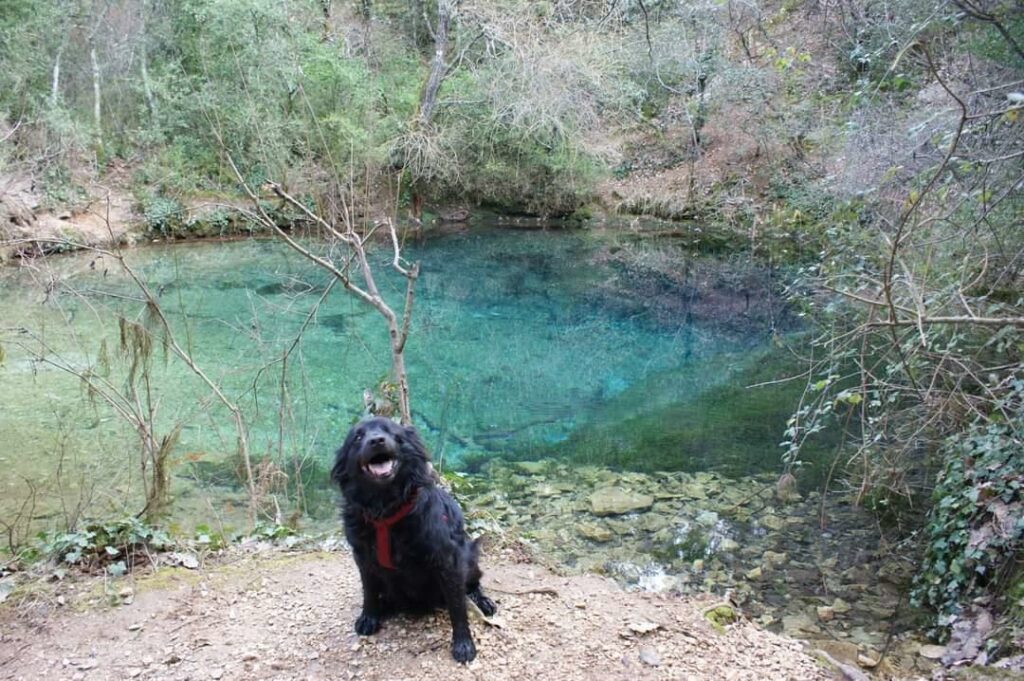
[1,0,1022,669]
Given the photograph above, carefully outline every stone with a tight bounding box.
[717,538,740,553]
[877,559,912,585]
[575,522,614,543]
[763,551,788,568]
[745,566,763,580]
[759,515,785,531]
[514,461,548,475]
[858,650,880,668]
[831,598,852,614]
[816,606,834,622]
[628,621,661,635]
[781,613,820,637]
[918,645,946,660]
[532,484,561,498]
[639,648,661,666]
[588,487,654,516]
[695,510,719,527]
[638,513,672,533]
[810,639,861,666]
[680,483,707,500]
[705,605,737,632]
[775,473,802,503]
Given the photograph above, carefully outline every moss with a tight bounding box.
[704,604,738,633]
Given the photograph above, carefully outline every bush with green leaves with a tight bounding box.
[912,412,1024,637]
[31,518,173,575]
[140,194,185,236]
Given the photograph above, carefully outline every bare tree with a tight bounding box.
[223,155,420,425]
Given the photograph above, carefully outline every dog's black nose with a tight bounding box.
[369,434,386,447]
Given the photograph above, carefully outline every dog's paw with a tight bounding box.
[354,613,381,636]
[451,637,477,663]
[475,595,497,617]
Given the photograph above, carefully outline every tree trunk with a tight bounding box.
[90,46,102,146]
[50,50,62,106]
[139,3,158,121]
[140,43,158,121]
[417,0,454,127]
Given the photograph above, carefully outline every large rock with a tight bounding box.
[588,487,654,516]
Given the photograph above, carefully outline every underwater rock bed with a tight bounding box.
[456,459,939,677]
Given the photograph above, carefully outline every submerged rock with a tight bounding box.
[918,644,946,660]
[532,483,562,498]
[514,460,549,475]
[781,613,821,638]
[588,487,654,516]
[576,522,614,543]
[679,483,708,500]
[763,550,788,568]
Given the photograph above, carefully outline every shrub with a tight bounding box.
[913,412,1024,638]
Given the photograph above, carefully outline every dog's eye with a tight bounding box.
[353,433,363,442]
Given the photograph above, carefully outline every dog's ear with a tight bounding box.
[330,425,361,487]
[402,424,430,460]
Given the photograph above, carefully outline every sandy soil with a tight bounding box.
[0,171,137,260]
[0,548,834,681]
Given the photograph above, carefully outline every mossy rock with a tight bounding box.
[704,604,738,633]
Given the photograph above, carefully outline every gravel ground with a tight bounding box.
[0,549,834,681]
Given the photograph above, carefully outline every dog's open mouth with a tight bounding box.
[363,454,397,479]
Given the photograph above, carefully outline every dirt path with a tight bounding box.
[0,549,833,681]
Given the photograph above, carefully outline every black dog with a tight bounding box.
[331,417,496,663]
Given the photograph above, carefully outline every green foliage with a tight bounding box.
[140,194,185,236]
[965,16,1024,66]
[192,523,227,550]
[245,522,296,541]
[31,518,172,571]
[913,415,1024,636]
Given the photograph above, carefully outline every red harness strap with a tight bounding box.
[365,491,418,570]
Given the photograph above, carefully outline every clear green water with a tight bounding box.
[0,225,800,529]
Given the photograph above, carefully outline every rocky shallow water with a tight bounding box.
[453,458,939,677]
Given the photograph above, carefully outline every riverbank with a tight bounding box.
[0,543,839,681]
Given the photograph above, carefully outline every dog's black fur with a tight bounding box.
[331,417,496,663]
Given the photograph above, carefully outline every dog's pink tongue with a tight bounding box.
[368,460,395,477]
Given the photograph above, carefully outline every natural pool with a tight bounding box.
[0,223,802,522]
[0,222,927,672]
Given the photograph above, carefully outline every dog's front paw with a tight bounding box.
[354,612,381,636]
[475,595,497,617]
[451,637,477,663]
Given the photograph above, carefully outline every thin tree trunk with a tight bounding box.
[50,49,62,106]
[140,46,158,120]
[90,46,102,144]
[139,3,158,121]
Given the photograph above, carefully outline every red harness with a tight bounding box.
[364,491,419,570]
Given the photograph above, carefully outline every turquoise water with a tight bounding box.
[0,224,796,528]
